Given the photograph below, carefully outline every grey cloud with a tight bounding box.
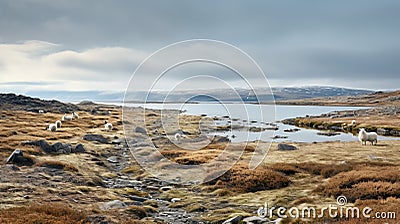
[0,0,399,90]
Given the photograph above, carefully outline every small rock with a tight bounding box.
[111,139,122,145]
[277,143,298,151]
[272,135,288,139]
[83,134,109,144]
[107,156,118,163]
[242,216,271,224]
[317,132,340,136]
[146,186,160,191]
[99,200,126,210]
[72,144,86,153]
[171,198,181,203]
[23,195,30,199]
[127,195,147,202]
[212,136,230,143]
[223,215,243,224]
[6,149,35,166]
[160,186,173,191]
[135,126,147,135]
[51,142,72,154]
[22,140,51,153]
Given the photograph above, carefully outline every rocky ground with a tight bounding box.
[276,90,400,107]
[0,94,399,224]
[282,105,400,137]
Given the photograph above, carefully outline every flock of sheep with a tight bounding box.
[46,113,378,146]
[47,111,113,132]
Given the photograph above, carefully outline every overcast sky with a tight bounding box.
[0,0,399,93]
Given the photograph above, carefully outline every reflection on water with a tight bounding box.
[119,102,398,143]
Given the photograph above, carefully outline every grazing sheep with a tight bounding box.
[104,121,113,131]
[174,133,182,143]
[351,120,356,125]
[48,123,57,132]
[55,120,62,128]
[38,110,44,114]
[62,113,73,121]
[358,128,378,145]
[72,112,79,119]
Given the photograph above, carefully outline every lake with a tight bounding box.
[116,102,398,143]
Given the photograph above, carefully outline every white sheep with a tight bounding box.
[105,121,113,131]
[48,123,57,132]
[358,128,378,145]
[174,133,182,143]
[62,113,73,121]
[72,112,79,119]
[55,120,62,128]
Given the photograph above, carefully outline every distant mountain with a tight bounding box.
[24,86,374,103]
[272,86,374,101]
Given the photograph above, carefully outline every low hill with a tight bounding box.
[0,93,79,113]
[277,90,400,106]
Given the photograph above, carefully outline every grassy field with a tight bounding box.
[0,104,399,223]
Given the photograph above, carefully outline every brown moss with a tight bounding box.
[316,166,400,202]
[38,160,79,172]
[0,203,87,224]
[125,205,147,219]
[206,162,291,193]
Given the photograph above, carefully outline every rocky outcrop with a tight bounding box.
[6,149,35,166]
[277,143,298,151]
[21,140,86,154]
[83,134,109,144]
[0,93,79,113]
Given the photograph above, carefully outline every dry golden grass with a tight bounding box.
[0,109,122,159]
[37,160,79,172]
[316,166,400,202]
[206,162,291,193]
[0,203,88,224]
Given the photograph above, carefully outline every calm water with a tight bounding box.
[116,102,398,143]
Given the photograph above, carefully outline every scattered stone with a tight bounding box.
[127,195,147,202]
[222,215,243,224]
[317,132,340,136]
[99,200,127,210]
[283,128,300,132]
[212,136,230,143]
[111,139,122,145]
[160,186,173,191]
[72,143,86,153]
[171,198,181,203]
[83,134,109,144]
[249,127,265,132]
[272,135,288,139]
[107,156,118,163]
[22,139,51,152]
[51,142,72,154]
[277,143,298,151]
[135,126,147,135]
[242,216,271,224]
[21,140,82,154]
[6,149,35,166]
[146,186,160,191]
